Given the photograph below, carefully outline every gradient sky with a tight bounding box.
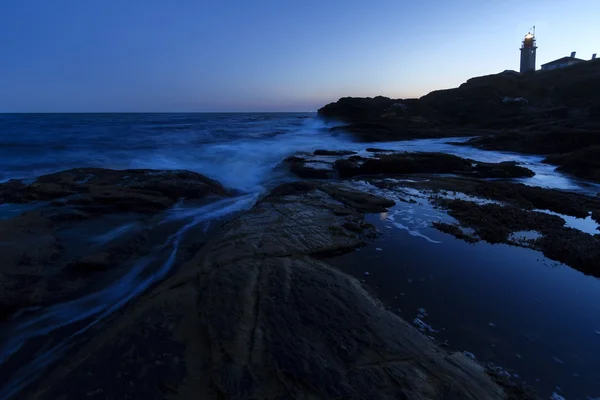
[1,0,599,112]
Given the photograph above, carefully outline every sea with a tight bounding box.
[0,113,599,399]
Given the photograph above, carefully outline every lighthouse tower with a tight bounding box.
[520,29,537,73]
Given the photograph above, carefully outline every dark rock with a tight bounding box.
[320,184,396,213]
[432,221,478,243]
[68,251,112,271]
[366,147,393,152]
[284,156,335,179]
[436,199,565,244]
[418,177,600,219]
[0,168,230,322]
[543,146,600,182]
[22,182,513,400]
[334,152,535,180]
[434,199,600,275]
[318,60,600,142]
[0,168,228,214]
[329,122,403,142]
[461,126,600,155]
[264,181,318,199]
[313,149,357,156]
[318,96,398,123]
[473,161,535,179]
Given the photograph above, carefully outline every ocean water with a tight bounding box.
[1,113,599,399]
[0,113,321,191]
[1,113,598,195]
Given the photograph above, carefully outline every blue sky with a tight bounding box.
[1,0,598,112]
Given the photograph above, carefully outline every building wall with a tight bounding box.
[541,60,584,71]
[520,48,536,73]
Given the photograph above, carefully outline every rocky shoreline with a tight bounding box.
[319,59,600,183]
[4,62,600,399]
[3,151,599,399]
[0,168,229,321]
[10,176,533,400]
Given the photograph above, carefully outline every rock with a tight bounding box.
[318,60,600,142]
[0,168,228,212]
[473,161,535,179]
[318,96,399,123]
[21,182,515,400]
[284,156,335,179]
[460,126,600,155]
[0,211,62,320]
[543,146,600,182]
[68,251,112,271]
[397,176,600,219]
[333,152,535,179]
[319,183,395,212]
[0,168,230,322]
[313,149,356,156]
[432,221,478,243]
[433,198,600,276]
[329,122,404,142]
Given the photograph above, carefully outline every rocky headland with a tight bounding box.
[319,59,600,182]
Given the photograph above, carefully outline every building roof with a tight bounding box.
[541,56,585,67]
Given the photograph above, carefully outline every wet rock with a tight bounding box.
[284,156,335,179]
[543,146,600,183]
[461,126,600,155]
[473,161,535,179]
[313,149,356,156]
[0,168,228,213]
[0,211,62,320]
[435,199,565,243]
[432,221,478,243]
[68,251,112,271]
[320,183,396,212]
[21,182,516,400]
[329,122,405,142]
[334,152,535,179]
[434,199,600,276]
[387,176,600,219]
[0,168,230,322]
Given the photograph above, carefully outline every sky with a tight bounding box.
[1,0,599,112]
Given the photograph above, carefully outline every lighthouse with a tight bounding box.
[520,29,537,73]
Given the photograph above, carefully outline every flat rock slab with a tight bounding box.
[0,168,228,214]
[0,168,229,321]
[285,151,535,181]
[22,182,516,400]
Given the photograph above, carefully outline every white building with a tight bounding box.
[541,52,596,71]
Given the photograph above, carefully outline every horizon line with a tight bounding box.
[0,111,319,114]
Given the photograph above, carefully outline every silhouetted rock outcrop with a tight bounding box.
[319,59,600,142]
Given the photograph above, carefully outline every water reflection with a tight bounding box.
[330,198,600,399]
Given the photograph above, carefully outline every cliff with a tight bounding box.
[318,59,600,138]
